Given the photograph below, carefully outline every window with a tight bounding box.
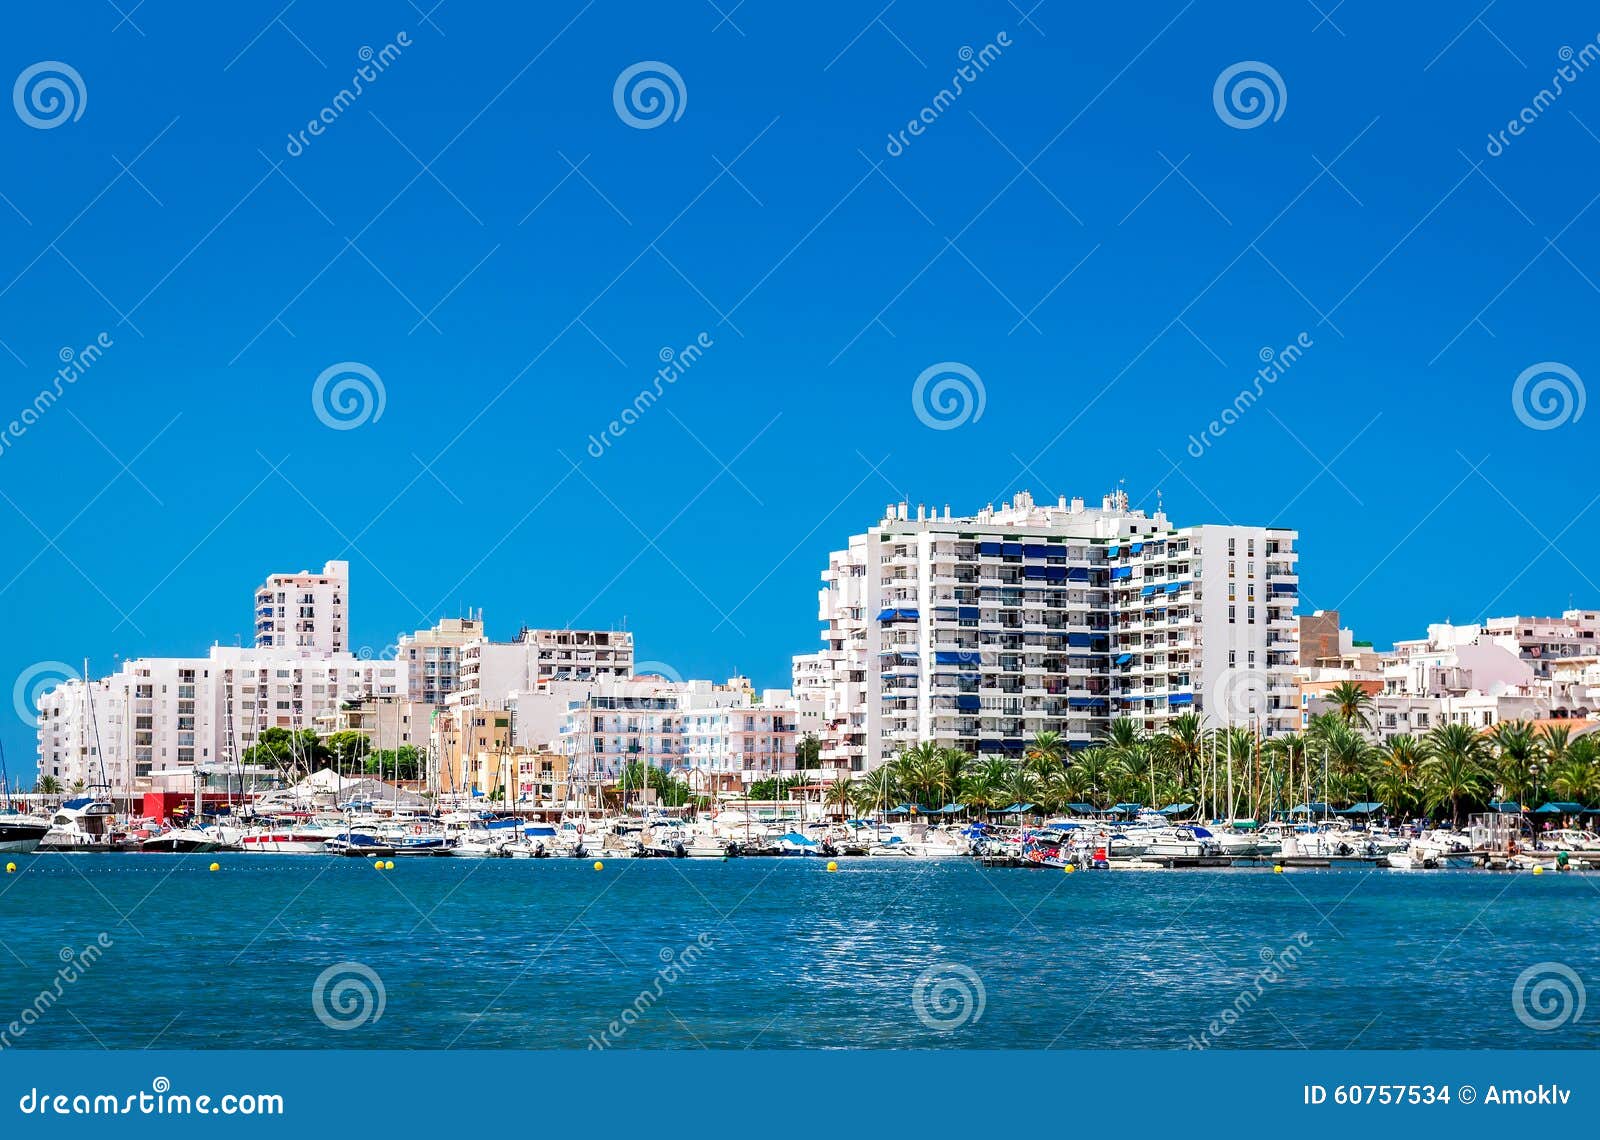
[1228,605,1236,624]
[1228,650,1237,667]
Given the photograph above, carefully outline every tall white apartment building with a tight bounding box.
[254,560,349,652]
[397,615,485,705]
[456,628,634,706]
[36,646,406,791]
[558,677,806,786]
[815,491,1300,772]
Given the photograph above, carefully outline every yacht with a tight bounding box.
[0,810,52,854]
[40,794,120,851]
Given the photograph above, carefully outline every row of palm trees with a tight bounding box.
[823,682,1600,827]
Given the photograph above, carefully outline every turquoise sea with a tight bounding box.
[0,855,1593,1050]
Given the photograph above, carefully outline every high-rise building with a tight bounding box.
[456,627,634,706]
[397,616,485,706]
[254,560,349,652]
[814,490,1300,771]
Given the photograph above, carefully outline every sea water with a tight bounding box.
[0,855,1592,1049]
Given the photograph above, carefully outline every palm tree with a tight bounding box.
[854,766,896,816]
[1372,734,1425,819]
[824,777,858,818]
[1164,713,1208,789]
[1325,681,1375,729]
[1422,723,1491,826]
[1549,736,1599,804]
[1023,731,1064,779]
[34,775,62,796]
[931,747,972,807]
[1489,720,1539,807]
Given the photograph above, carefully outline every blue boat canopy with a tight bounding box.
[1157,803,1196,815]
[779,832,818,845]
[1064,802,1097,813]
[1534,801,1587,813]
[1336,802,1384,815]
[1489,801,1523,813]
[991,802,1035,815]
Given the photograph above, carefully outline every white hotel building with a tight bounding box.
[558,677,813,787]
[812,491,1300,772]
[455,628,634,707]
[36,646,406,791]
[254,560,349,653]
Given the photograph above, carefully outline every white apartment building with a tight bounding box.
[814,491,1300,772]
[397,615,485,706]
[456,628,634,706]
[558,677,809,787]
[36,646,406,791]
[254,560,349,653]
[1368,628,1550,739]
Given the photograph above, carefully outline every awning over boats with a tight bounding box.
[990,802,1035,815]
[1063,802,1096,813]
[1288,802,1332,815]
[1533,801,1587,814]
[1490,801,1523,813]
[929,803,967,814]
[1111,802,1144,812]
[1157,803,1195,815]
[884,803,918,815]
[1336,802,1384,815]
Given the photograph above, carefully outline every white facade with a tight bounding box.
[254,560,349,653]
[814,491,1300,772]
[36,646,406,791]
[558,677,802,786]
[397,616,484,706]
[457,628,634,706]
[1367,628,1550,739]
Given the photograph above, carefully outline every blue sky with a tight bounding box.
[4,1,1599,775]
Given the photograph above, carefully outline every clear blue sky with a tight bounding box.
[4,1,1598,777]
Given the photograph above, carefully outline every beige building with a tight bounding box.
[397,615,485,706]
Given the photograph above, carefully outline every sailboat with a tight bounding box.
[0,744,51,853]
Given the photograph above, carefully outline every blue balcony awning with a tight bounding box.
[876,608,919,622]
[1130,542,1143,554]
[1111,567,1132,580]
[1115,653,1133,664]
[1169,692,1194,706]
[1107,546,1120,558]
[1166,582,1184,594]
[1141,585,1158,596]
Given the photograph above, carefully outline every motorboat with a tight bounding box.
[0,810,52,854]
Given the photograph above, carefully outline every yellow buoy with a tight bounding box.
[1064,864,1076,874]
[593,860,605,871]
[374,859,385,870]
[5,862,16,873]
[1532,865,1544,875]
[384,860,395,870]
[1273,865,1284,874]
[208,862,220,872]
[826,861,839,872]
